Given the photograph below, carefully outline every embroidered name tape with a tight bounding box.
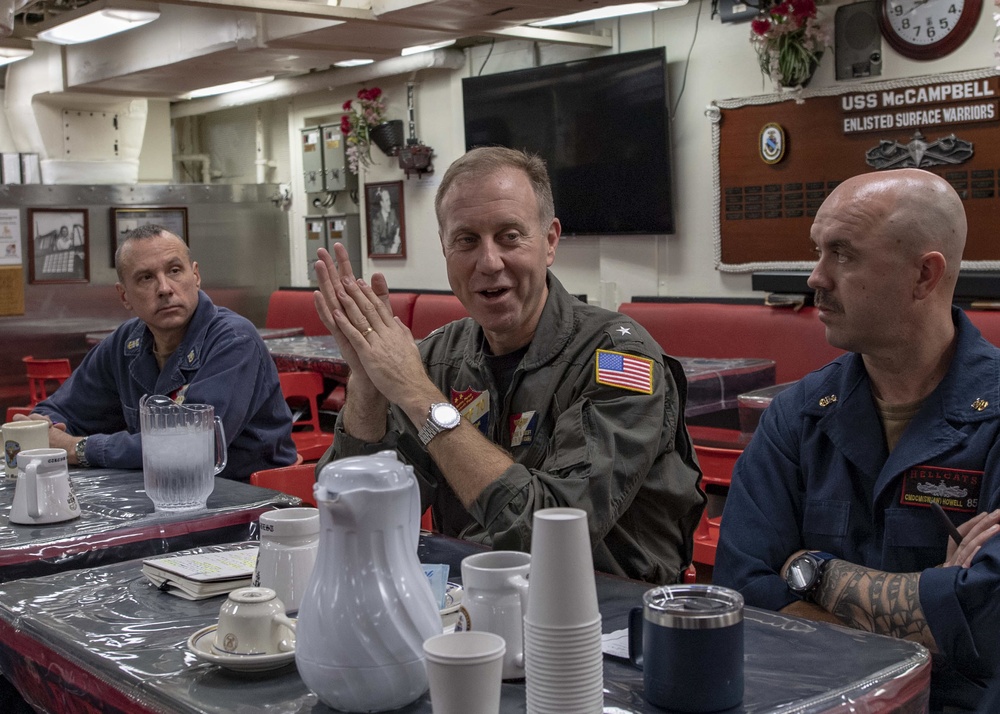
[900,464,982,514]
[595,349,653,394]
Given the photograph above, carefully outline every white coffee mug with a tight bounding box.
[10,448,80,525]
[252,508,319,613]
[214,586,296,656]
[3,420,49,478]
[459,550,530,680]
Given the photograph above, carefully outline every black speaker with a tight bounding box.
[835,0,883,81]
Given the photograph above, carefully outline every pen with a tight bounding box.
[931,501,964,545]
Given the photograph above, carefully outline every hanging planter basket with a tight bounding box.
[370,120,405,157]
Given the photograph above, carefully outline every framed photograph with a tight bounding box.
[110,206,189,267]
[365,181,406,259]
[27,208,89,284]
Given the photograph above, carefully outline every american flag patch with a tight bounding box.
[595,349,653,394]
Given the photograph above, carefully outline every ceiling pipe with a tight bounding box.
[170,47,465,118]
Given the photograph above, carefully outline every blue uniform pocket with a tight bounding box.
[802,499,849,552]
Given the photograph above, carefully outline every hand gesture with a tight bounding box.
[943,509,1000,568]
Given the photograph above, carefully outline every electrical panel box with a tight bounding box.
[305,214,361,285]
[321,124,355,193]
[301,126,323,193]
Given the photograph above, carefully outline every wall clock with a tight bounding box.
[879,0,982,60]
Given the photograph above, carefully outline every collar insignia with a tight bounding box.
[972,398,989,412]
[818,394,837,407]
[126,338,141,351]
[187,350,196,364]
[616,325,632,337]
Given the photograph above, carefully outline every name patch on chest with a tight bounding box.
[450,387,490,436]
[900,464,982,513]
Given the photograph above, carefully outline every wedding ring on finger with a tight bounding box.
[361,327,375,337]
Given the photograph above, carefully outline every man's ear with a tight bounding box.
[116,283,131,311]
[192,261,201,289]
[545,218,561,267]
[914,251,946,300]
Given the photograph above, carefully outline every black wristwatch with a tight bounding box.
[74,437,90,468]
[785,551,836,596]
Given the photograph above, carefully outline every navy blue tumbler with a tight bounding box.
[628,584,744,712]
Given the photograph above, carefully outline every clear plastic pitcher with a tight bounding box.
[139,394,227,512]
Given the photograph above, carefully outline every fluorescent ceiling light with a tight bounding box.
[400,39,455,56]
[529,2,686,27]
[35,0,160,45]
[334,59,375,67]
[185,76,275,99]
[0,38,33,66]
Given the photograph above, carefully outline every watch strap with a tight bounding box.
[75,437,90,468]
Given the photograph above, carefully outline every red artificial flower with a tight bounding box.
[772,1,791,15]
[789,0,816,21]
[751,17,772,35]
[340,115,351,133]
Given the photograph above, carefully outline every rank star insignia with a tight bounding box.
[972,398,989,411]
[616,326,632,337]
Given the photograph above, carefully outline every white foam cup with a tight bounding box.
[524,508,600,629]
[423,631,505,714]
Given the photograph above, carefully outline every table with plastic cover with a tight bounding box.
[265,335,348,380]
[0,535,930,714]
[0,466,298,584]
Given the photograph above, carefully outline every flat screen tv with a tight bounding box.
[462,48,673,236]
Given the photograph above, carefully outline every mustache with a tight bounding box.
[814,290,842,312]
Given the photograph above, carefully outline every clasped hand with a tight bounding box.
[313,244,431,412]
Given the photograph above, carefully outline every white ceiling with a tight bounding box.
[12,0,631,98]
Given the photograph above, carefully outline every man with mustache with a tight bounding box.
[314,146,705,584]
[715,169,1000,711]
[19,224,296,480]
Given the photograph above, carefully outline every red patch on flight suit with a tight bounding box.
[899,464,982,513]
[450,387,490,436]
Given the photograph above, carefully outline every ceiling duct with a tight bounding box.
[170,47,465,118]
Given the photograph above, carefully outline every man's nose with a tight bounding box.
[807,260,827,290]
[476,241,504,273]
[155,274,174,294]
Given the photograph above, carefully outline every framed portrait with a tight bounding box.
[27,208,89,284]
[110,206,189,267]
[365,181,406,259]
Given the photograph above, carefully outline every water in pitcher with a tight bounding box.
[142,429,214,511]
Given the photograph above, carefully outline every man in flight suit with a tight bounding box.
[314,146,705,584]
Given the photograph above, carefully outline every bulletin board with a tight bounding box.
[710,68,1000,272]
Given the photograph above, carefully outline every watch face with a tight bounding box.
[431,403,461,428]
[787,557,818,592]
[880,0,981,60]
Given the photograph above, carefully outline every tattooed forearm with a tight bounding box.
[812,560,938,651]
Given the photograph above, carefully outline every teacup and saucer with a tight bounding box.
[187,586,297,673]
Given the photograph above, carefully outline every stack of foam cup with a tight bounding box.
[523,508,603,714]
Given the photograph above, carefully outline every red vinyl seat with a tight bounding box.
[278,371,335,462]
[250,463,318,506]
[22,356,72,407]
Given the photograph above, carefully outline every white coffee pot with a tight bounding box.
[295,451,441,712]
[10,448,81,525]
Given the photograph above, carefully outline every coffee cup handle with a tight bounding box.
[275,613,296,652]
[25,461,41,519]
[628,606,644,669]
[509,573,529,618]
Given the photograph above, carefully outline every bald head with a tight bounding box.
[829,169,966,291]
